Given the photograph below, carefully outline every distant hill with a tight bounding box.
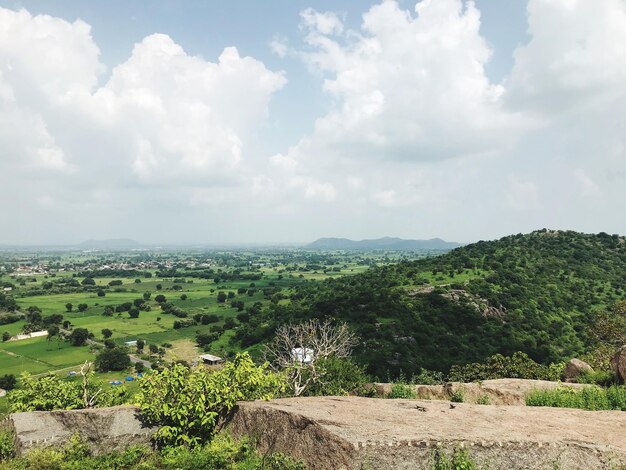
[77,239,142,250]
[306,236,462,251]
[241,229,626,378]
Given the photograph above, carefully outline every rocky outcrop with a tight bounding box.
[612,346,626,382]
[563,358,593,382]
[8,406,157,456]
[373,379,588,405]
[228,396,626,470]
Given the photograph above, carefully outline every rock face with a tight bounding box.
[8,406,157,456]
[563,358,593,382]
[228,396,626,470]
[612,346,626,382]
[373,379,588,406]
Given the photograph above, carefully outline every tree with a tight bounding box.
[216,291,227,303]
[81,277,96,286]
[264,319,358,396]
[77,303,88,312]
[155,294,166,304]
[143,292,151,301]
[156,284,163,291]
[47,325,60,344]
[69,328,90,346]
[101,328,113,339]
[104,339,116,349]
[149,343,159,357]
[134,278,142,284]
[136,339,145,353]
[128,308,140,319]
[136,353,285,447]
[180,294,188,301]
[97,289,106,297]
[2,331,11,342]
[65,303,73,312]
[0,374,17,391]
[102,306,114,316]
[95,347,131,372]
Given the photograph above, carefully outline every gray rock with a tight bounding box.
[8,406,156,456]
[612,346,626,382]
[563,358,593,382]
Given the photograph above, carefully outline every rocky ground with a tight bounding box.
[229,393,626,470]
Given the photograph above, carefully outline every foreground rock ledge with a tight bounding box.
[8,406,156,456]
[228,396,626,470]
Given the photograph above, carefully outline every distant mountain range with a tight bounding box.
[305,237,462,251]
[77,239,142,250]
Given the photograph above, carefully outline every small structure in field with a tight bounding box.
[124,340,138,347]
[199,354,224,366]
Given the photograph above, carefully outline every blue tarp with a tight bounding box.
[125,376,134,381]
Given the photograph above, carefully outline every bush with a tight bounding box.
[0,374,16,391]
[0,429,14,461]
[450,387,465,403]
[304,357,370,396]
[448,352,563,382]
[526,385,626,411]
[389,383,416,399]
[137,353,285,447]
[8,372,129,412]
[577,369,617,387]
[430,448,485,470]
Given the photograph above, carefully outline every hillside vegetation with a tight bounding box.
[250,230,626,378]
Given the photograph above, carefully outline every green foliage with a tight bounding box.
[448,352,563,383]
[476,395,490,405]
[95,347,131,372]
[303,357,370,396]
[137,352,286,447]
[430,448,486,470]
[450,387,465,403]
[8,373,129,412]
[526,385,626,411]
[389,383,416,399]
[0,429,14,461]
[413,368,446,385]
[577,369,617,387]
[0,375,16,391]
[0,433,304,469]
[69,328,90,346]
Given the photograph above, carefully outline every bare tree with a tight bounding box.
[263,319,357,396]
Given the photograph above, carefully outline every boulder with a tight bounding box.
[563,358,593,382]
[612,346,626,382]
[8,406,157,456]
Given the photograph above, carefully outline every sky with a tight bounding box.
[0,0,625,246]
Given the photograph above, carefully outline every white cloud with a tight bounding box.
[505,176,541,211]
[574,168,601,198]
[300,8,344,36]
[506,0,626,114]
[292,0,523,163]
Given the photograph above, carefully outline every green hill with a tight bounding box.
[241,230,626,378]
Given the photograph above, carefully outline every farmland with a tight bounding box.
[0,247,436,389]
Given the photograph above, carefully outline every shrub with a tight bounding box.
[450,387,465,403]
[430,448,485,470]
[577,369,617,387]
[0,429,15,461]
[390,383,416,399]
[477,394,490,405]
[8,372,129,412]
[526,385,626,411]
[448,352,563,382]
[137,353,285,447]
[304,357,370,396]
[0,374,16,391]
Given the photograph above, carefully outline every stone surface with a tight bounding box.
[612,346,626,382]
[8,406,157,456]
[228,396,626,470]
[373,378,588,405]
[563,358,593,382]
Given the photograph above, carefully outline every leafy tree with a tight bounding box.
[65,303,73,312]
[77,303,88,312]
[128,308,140,319]
[156,284,163,291]
[143,292,151,301]
[102,306,114,317]
[136,339,145,352]
[137,353,285,447]
[95,348,131,372]
[2,331,11,342]
[101,328,113,339]
[81,278,96,286]
[216,292,227,303]
[69,328,89,346]
[104,339,116,349]
[155,294,166,303]
[97,289,106,297]
[0,374,17,391]
[180,294,188,301]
